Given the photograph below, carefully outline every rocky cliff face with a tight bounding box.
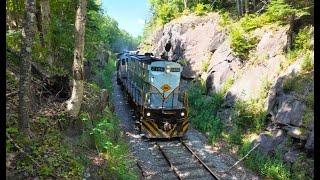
[141,12,314,157]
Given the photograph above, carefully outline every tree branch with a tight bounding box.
[219,143,260,173]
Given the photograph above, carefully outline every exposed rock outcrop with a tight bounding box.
[144,13,226,78]
[142,12,314,156]
[253,129,286,155]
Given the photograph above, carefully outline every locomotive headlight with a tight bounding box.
[181,112,185,117]
[147,112,151,117]
[165,66,170,73]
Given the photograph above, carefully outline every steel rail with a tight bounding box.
[180,140,220,180]
[155,142,183,180]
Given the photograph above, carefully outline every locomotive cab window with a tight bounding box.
[121,59,125,65]
[170,67,180,72]
[151,66,165,72]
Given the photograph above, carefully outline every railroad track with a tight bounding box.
[138,139,220,180]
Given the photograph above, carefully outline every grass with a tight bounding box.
[282,72,313,94]
[219,76,234,95]
[233,99,267,132]
[302,91,314,128]
[202,60,210,72]
[300,51,314,72]
[238,139,291,179]
[236,135,314,179]
[188,80,224,143]
[179,58,188,66]
[282,25,314,71]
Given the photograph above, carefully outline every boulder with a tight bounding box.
[228,55,284,101]
[305,127,314,152]
[255,26,289,58]
[253,129,286,155]
[275,97,305,126]
[283,126,308,140]
[148,13,226,78]
[216,108,233,127]
[205,40,241,94]
[266,76,284,114]
[284,149,299,163]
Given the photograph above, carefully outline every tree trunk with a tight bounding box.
[35,1,44,46]
[66,0,87,117]
[244,0,249,14]
[183,0,188,9]
[252,0,256,12]
[39,0,54,65]
[236,0,242,16]
[18,0,36,135]
[240,0,244,15]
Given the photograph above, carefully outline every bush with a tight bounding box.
[219,11,232,27]
[194,3,210,16]
[157,3,179,25]
[103,56,116,92]
[228,126,243,145]
[230,28,258,60]
[295,26,314,51]
[264,0,309,23]
[282,72,312,94]
[84,108,137,180]
[220,76,234,95]
[202,60,210,72]
[300,51,314,72]
[239,14,263,31]
[233,99,266,132]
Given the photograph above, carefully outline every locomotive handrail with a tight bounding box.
[183,92,189,114]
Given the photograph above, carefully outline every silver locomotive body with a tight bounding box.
[117,53,189,138]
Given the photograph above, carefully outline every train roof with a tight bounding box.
[130,54,167,64]
[118,52,179,65]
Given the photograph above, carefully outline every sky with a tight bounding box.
[101,0,150,38]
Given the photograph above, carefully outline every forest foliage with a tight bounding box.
[7,0,140,75]
[6,0,139,178]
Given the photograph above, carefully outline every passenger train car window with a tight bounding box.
[151,67,165,72]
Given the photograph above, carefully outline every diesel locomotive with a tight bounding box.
[116,51,189,138]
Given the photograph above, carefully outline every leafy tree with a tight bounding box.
[66,0,88,117]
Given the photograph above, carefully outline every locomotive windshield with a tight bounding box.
[151,67,165,72]
[146,61,183,109]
